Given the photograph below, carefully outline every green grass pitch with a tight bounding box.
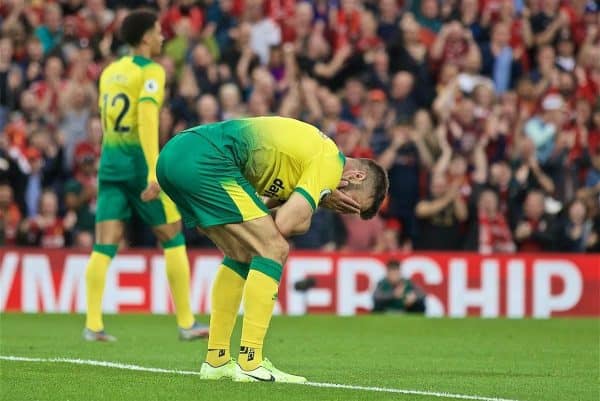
[0,314,598,401]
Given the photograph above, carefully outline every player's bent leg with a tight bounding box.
[153,221,208,340]
[84,220,123,342]
[198,232,252,375]
[203,217,306,383]
[204,258,248,367]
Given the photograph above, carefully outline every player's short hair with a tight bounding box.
[358,158,389,220]
[120,10,158,47]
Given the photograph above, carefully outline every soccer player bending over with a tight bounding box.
[83,10,208,341]
[157,117,389,382]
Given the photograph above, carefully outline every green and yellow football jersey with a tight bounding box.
[157,117,346,228]
[97,55,165,181]
[181,116,346,210]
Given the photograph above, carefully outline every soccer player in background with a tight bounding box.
[157,117,389,382]
[83,10,208,341]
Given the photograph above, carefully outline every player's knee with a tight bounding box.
[260,237,289,265]
[153,222,182,244]
[95,221,124,244]
[227,248,253,265]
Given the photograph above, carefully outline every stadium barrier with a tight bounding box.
[1,249,598,317]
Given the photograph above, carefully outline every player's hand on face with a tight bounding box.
[141,181,161,202]
[320,189,361,215]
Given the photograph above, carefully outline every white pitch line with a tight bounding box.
[0,355,522,401]
[302,382,521,401]
[0,355,201,376]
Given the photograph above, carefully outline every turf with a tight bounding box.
[0,314,598,401]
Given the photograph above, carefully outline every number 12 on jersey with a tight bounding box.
[102,93,131,133]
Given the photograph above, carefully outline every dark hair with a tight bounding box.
[478,184,499,198]
[491,159,510,168]
[386,259,400,270]
[359,158,389,220]
[119,10,158,47]
[477,186,499,209]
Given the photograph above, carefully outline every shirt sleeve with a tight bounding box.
[138,63,165,107]
[294,151,345,211]
[137,63,164,182]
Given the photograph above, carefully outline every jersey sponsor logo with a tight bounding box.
[263,178,284,198]
[144,79,159,93]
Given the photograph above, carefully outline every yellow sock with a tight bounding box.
[206,258,248,367]
[164,241,195,329]
[85,245,117,332]
[238,257,282,371]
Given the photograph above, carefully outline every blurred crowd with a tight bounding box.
[0,0,599,253]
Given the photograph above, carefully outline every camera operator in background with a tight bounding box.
[372,259,426,314]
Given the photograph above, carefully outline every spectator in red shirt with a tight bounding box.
[330,0,362,50]
[19,189,75,248]
[265,0,296,43]
[340,212,386,252]
[431,21,479,72]
[30,55,66,123]
[588,107,600,157]
[0,182,22,246]
[356,10,382,53]
[465,187,516,254]
[160,0,203,40]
